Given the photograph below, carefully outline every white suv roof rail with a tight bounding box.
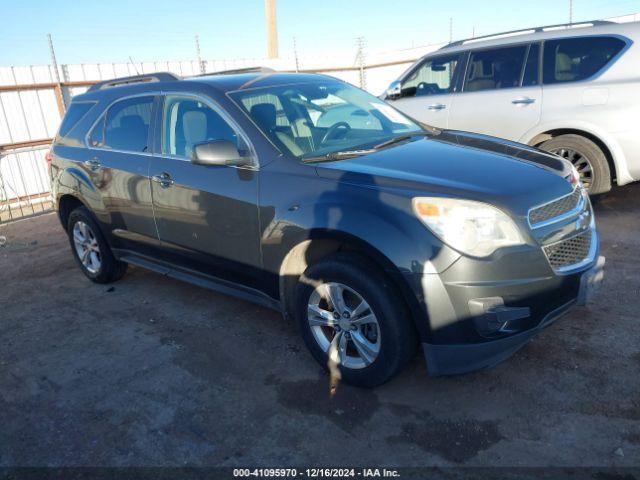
[441,19,616,49]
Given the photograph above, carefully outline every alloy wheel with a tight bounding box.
[307,282,381,369]
[549,147,594,190]
[72,221,102,274]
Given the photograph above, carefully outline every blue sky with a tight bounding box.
[1,0,638,66]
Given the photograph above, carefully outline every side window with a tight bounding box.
[162,96,240,159]
[464,45,528,92]
[543,36,626,85]
[57,102,95,138]
[522,43,540,87]
[89,96,153,152]
[401,54,461,98]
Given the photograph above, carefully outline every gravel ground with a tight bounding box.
[0,184,639,469]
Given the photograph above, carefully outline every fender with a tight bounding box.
[53,165,109,228]
[520,120,634,185]
[262,197,460,278]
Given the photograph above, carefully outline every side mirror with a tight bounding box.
[191,140,250,167]
[385,80,402,100]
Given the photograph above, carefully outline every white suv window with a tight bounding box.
[542,36,626,84]
[401,54,461,97]
[464,45,528,92]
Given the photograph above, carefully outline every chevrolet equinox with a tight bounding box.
[50,71,604,386]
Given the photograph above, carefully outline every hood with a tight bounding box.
[314,130,574,215]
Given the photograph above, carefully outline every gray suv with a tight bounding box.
[50,71,604,386]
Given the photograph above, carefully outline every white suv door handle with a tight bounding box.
[427,103,447,111]
[512,97,536,105]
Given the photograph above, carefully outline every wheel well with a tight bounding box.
[529,128,617,183]
[278,236,426,339]
[58,195,85,229]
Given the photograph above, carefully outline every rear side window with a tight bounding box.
[543,36,626,84]
[57,102,95,138]
[464,45,528,92]
[89,96,154,152]
[401,54,462,97]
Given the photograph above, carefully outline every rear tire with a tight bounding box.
[67,206,127,284]
[294,253,417,388]
[540,134,611,195]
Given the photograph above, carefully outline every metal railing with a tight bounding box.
[0,145,53,223]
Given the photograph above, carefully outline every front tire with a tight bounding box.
[540,134,611,195]
[295,254,417,387]
[67,206,127,283]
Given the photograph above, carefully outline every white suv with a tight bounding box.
[384,20,640,194]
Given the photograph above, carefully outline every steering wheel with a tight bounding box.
[321,122,351,144]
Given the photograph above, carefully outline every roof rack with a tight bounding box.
[87,72,180,92]
[441,19,615,49]
[193,66,276,77]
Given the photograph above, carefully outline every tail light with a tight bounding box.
[45,149,53,171]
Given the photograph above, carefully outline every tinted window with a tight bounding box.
[58,102,95,138]
[91,96,153,152]
[401,54,461,97]
[543,36,626,84]
[522,43,540,87]
[162,96,240,158]
[465,45,527,92]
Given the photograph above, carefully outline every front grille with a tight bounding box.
[543,230,592,270]
[529,188,582,226]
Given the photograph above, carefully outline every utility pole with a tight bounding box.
[569,0,573,24]
[355,36,367,90]
[265,0,279,58]
[195,34,206,74]
[449,17,453,43]
[47,33,66,115]
[293,37,300,73]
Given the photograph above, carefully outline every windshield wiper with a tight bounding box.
[373,131,430,150]
[302,148,377,163]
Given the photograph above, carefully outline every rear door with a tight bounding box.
[387,53,464,128]
[85,95,159,254]
[149,93,261,287]
[448,43,542,141]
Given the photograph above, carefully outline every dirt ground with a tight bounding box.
[0,185,639,469]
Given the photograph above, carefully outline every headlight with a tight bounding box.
[412,197,524,257]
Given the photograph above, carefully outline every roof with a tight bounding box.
[438,20,640,54]
[184,72,334,92]
[73,71,338,102]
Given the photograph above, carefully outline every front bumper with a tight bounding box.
[413,252,605,376]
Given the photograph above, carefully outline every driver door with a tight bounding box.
[149,94,261,287]
[387,53,464,128]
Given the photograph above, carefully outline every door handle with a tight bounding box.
[151,172,175,188]
[83,159,101,171]
[512,97,536,105]
[427,103,446,111]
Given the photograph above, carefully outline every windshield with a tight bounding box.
[229,80,423,160]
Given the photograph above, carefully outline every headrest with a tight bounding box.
[182,110,208,144]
